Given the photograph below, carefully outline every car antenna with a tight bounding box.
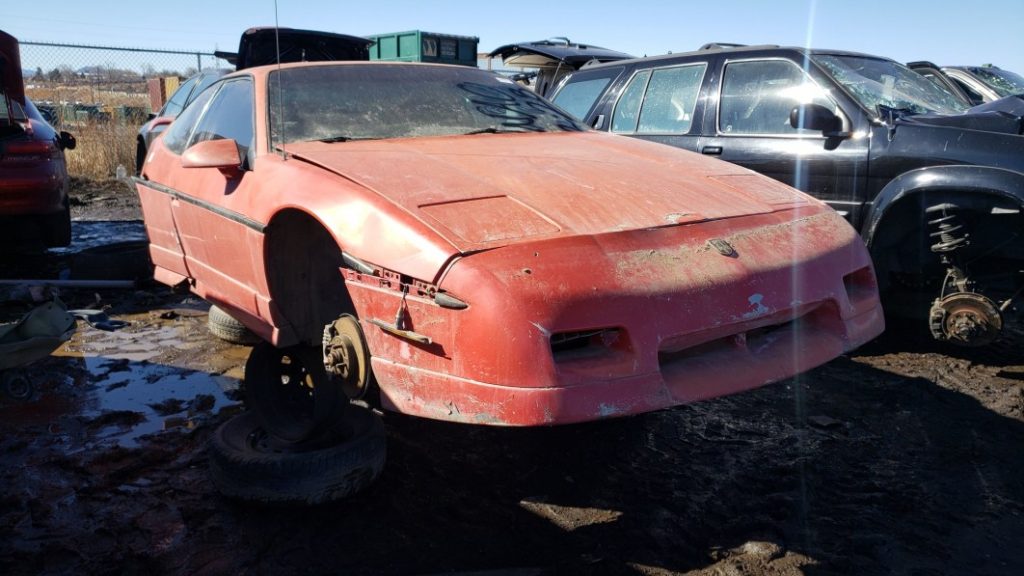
[274,0,287,160]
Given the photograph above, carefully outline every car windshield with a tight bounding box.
[814,54,969,117]
[966,66,1024,97]
[268,64,584,146]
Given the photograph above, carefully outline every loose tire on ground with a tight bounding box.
[208,407,386,505]
[208,305,259,345]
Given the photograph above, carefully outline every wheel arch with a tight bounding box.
[264,207,356,346]
[863,165,1024,248]
[862,166,1024,283]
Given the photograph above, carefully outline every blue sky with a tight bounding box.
[3,0,1023,73]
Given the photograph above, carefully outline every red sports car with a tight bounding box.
[1,30,76,248]
[136,61,883,439]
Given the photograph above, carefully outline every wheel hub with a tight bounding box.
[929,292,1003,347]
[323,315,372,399]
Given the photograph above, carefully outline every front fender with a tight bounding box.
[862,165,1024,249]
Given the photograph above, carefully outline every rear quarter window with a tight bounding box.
[551,67,623,120]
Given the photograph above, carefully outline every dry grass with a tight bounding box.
[26,84,148,179]
[64,120,138,180]
[28,84,150,108]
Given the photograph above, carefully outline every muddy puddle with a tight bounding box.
[1,306,247,451]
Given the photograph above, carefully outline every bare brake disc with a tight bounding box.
[323,314,374,400]
[929,292,1003,348]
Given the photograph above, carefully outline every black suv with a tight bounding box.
[552,44,1024,347]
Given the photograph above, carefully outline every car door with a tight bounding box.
[607,61,710,153]
[161,77,264,314]
[699,57,870,225]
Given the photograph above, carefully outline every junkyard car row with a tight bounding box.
[5,26,1023,504]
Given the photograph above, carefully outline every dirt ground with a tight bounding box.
[1,179,1022,576]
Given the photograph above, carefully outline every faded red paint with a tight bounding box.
[136,61,884,427]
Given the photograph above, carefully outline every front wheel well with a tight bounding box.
[868,189,1023,291]
[264,209,354,345]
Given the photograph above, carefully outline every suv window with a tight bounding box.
[611,70,651,132]
[188,79,254,162]
[719,59,837,135]
[551,68,621,120]
[635,64,706,133]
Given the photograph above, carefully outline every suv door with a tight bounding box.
[699,57,870,225]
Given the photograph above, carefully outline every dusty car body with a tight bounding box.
[135,61,883,427]
[488,38,633,96]
[1,29,76,248]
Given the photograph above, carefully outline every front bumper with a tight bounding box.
[344,207,884,426]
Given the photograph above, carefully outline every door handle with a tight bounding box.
[701,146,722,155]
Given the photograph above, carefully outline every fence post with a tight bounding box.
[196,52,202,71]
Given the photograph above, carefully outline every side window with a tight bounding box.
[636,64,706,134]
[188,79,255,164]
[719,60,837,135]
[162,83,217,155]
[190,72,222,105]
[949,77,985,105]
[160,75,199,118]
[612,70,651,133]
[551,70,620,120]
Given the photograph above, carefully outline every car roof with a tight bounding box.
[572,44,893,73]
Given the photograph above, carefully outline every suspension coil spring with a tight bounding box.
[926,204,969,253]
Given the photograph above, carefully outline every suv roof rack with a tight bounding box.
[697,42,780,52]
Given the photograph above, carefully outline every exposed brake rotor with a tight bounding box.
[323,314,373,399]
[929,292,1003,348]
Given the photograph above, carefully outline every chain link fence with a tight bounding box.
[18,40,230,179]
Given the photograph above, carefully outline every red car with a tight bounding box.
[136,61,883,439]
[1,30,76,248]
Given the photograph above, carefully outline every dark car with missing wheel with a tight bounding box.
[552,43,1024,347]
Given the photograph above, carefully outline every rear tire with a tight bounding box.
[208,304,259,345]
[208,407,386,505]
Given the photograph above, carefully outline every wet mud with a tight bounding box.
[1,180,1023,575]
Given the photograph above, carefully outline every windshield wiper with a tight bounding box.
[318,135,356,143]
[462,126,534,135]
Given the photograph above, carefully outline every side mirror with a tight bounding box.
[790,103,848,137]
[59,131,76,151]
[181,138,243,178]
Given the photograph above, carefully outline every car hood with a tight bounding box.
[285,132,812,253]
[487,39,633,69]
[896,95,1024,135]
[0,30,24,106]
